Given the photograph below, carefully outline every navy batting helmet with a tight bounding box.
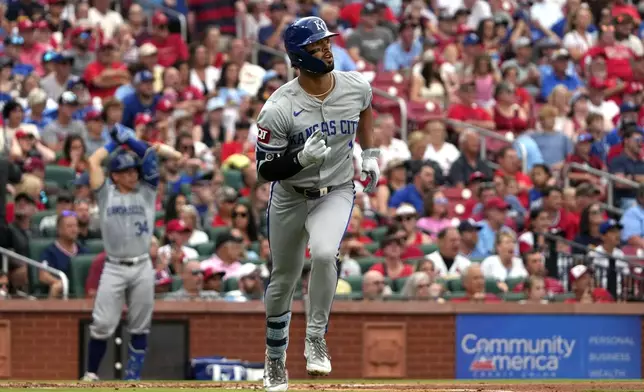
[283,17,338,74]
[109,150,139,173]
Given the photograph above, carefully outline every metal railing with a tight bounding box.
[541,232,644,301]
[0,247,69,299]
[372,88,409,143]
[250,43,294,81]
[564,162,640,208]
[139,0,188,42]
[444,120,527,173]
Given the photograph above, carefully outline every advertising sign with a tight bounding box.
[456,315,641,379]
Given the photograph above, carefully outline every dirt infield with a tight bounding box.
[2,381,644,391]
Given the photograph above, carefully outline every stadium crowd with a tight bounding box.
[0,0,643,304]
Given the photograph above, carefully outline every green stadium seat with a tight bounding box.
[384,293,405,301]
[45,165,76,188]
[223,277,239,292]
[485,279,504,294]
[30,238,53,261]
[238,197,251,206]
[208,226,230,241]
[345,275,363,292]
[552,293,575,302]
[444,291,466,300]
[447,278,464,292]
[364,242,380,253]
[31,210,56,228]
[503,292,527,302]
[179,183,192,196]
[223,170,244,191]
[196,242,215,256]
[419,244,437,255]
[83,239,104,254]
[249,241,260,254]
[506,277,526,291]
[69,254,96,298]
[367,227,388,242]
[155,211,165,222]
[355,256,383,273]
[171,276,183,291]
[28,238,54,296]
[154,227,165,241]
[392,277,408,292]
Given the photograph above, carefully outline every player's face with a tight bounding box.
[304,37,334,73]
[113,168,139,191]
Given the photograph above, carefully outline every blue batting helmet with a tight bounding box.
[283,17,338,74]
[109,150,139,173]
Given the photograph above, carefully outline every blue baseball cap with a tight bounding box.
[620,101,640,113]
[74,172,90,187]
[463,33,480,46]
[599,219,623,234]
[577,133,594,143]
[133,70,154,84]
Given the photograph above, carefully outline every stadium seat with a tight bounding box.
[208,226,230,241]
[485,279,504,294]
[356,256,383,273]
[552,293,575,302]
[419,244,437,255]
[345,275,363,292]
[196,242,215,256]
[29,238,53,262]
[69,254,95,298]
[364,242,380,254]
[30,210,56,228]
[502,292,527,302]
[223,170,244,191]
[223,277,238,291]
[171,276,183,291]
[83,239,104,254]
[249,241,260,254]
[447,278,464,292]
[28,238,54,296]
[155,211,165,222]
[367,227,388,242]
[384,292,405,301]
[238,197,251,206]
[506,277,526,291]
[444,291,466,300]
[392,276,408,292]
[45,165,76,188]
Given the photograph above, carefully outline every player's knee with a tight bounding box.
[309,246,338,265]
[90,319,119,340]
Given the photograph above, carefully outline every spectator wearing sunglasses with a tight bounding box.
[394,204,432,247]
[230,203,258,248]
[162,260,220,300]
[370,225,418,278]
[39,211,87,298]
[417,191,451,241]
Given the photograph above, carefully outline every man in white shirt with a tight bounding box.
[157,219,199,268]
[588,219,630,295]
[426,227,472,277]
[87,0,124,39]
[530,0,564,29]
[228,38,266,97]
[465,0,492,30]
[587,77,620,128]
[374,113,410,171]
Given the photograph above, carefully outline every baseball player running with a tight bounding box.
[82,125,178,381]
[256,17,380,392]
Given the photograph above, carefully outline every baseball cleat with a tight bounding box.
[264,352,288,391]
[81,372,100,382]
[304,336,331,376]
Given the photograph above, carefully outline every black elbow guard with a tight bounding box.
[258,152,304,182]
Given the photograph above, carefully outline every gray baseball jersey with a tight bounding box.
[255,71,372,188]
[96,182,156,259]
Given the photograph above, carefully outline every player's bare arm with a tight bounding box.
[357,105,375,149]
[87,146,109,191]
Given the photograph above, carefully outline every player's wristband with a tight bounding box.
[125,138,149,158]
[104,141,118,154]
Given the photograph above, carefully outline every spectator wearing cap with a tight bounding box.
[40,52,78,101]
[67,28,95,77]
[446,80,495,131]
[121,70,161,129]
[9,128,55,165]
[202,264,226,293]
[565,133,606,186]
[562,6,596,59]
[345,3,394,65]
[426,227,472,277]
[138,43,165,93]
[383,20,422,72]
[394,204,431,245]
[41,92,87,150]
[583,24,634,83]
[339,0,397,29]
[540,49,584,102]
[87,0,124,39]
[475,196,515,257]
[458,219,486,259]
[201,232,245,278]
[224,263,264,302]
[190,170,224,227]
[39,192,74,235]
[83,109,107,154]
[141,11,188,68]
[257,2,292,68]
[369,229,415,279]
[16,20,48,76]
[24,88,56,132]
[450,264,500,303]
[389,162,435,214]
[211,186,239,227]
[72,172,93,202]
[512,250,564,295]
[564,264,614,303]
[179,205,209,247]
[588,219,630,291]
[82,39,128,100]
[163,260,220,300]
[604,102,642,151]
[158,219,199,274]
[448,130,493,187]
[501,38,541,95]
[620,185,644,249]
[614,13,643,56]
[39,211,87,297]
[608,127,644,209]
[530,104,574,169]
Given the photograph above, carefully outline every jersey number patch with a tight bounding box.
[134,221,150,237]
[257,126,271,144]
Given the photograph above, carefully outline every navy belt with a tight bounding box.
[292,186,333,199]
[107,254,149,266]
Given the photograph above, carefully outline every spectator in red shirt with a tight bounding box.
[211,186,238,227]
[142,11,188,68]
[83,40,129,101]
[513,250,564,295]
[373,224,424,260]
[450,264,501,303]
[565,133,606,187]
[495,146,532,207]
[339,0,397,28]
[17,20,48,76]
[610,0,640,23]
[583,25,635,82]
[447,80,495,132]
[564,264,615,303]
[541,186,579,240]
[369,230,415,279]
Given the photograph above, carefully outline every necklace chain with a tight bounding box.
[307,74,335,98]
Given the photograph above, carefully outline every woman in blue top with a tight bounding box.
[215,61,248,106]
